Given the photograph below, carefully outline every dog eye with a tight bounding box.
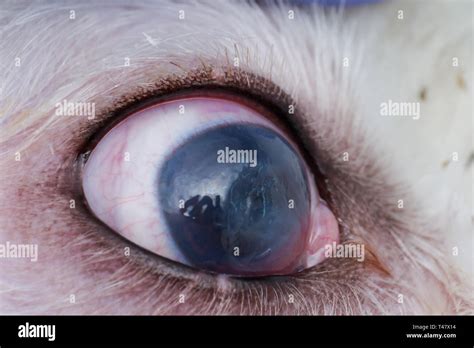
[81,94,339,277]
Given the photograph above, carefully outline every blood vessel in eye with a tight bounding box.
[158,124,312,276]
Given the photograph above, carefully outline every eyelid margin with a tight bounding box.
[79,66,299,154]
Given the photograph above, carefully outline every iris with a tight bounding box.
[159,124,312,276]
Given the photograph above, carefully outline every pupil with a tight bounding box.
[158,124,311,276]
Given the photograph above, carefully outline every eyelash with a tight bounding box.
[71,65,343,286]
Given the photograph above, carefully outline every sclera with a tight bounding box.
[82,97,339,276]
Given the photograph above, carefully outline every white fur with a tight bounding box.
[0,0,472,314]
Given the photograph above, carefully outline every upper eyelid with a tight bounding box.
[76,64,342,215]
[79,66,302,154]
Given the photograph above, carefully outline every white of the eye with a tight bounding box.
[82,97,286,263]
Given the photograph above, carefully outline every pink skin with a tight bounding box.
[306,200,340,268]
